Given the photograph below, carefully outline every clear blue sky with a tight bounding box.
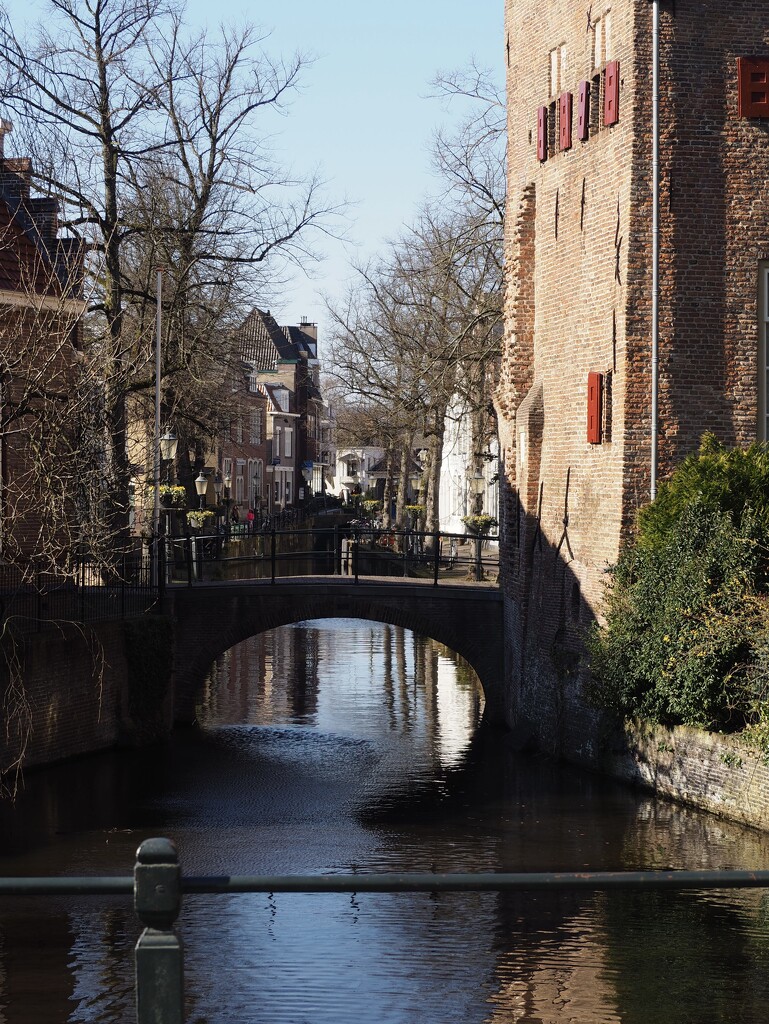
[3,0,504,339]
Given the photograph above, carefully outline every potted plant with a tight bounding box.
[461,514,498,535]
[186,509,215,530]
[404,504,425,529]
[362,499,382,519]
[160,484,187,508]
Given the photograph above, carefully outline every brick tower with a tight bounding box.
[497,0,769,755]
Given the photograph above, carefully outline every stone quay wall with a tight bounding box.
[0,616,173,781]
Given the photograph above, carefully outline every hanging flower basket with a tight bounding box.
[160,485,187,508]
[186,509,215,530]
[461,514,497,535]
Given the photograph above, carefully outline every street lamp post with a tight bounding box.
[194,472,208,509]
[151,267,164,588]
[468,469,486,582]
[302,464,313,505]
[266,465,274,517]
[223,471,232,539]
[213,473,223,534]
[159,431,178,482]
[469,469,486,515]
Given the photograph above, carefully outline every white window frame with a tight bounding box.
[284,427,293,459]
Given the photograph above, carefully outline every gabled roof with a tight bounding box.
[238,307,305,369]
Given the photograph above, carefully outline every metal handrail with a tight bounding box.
[2,868,769,896]
[2,839,769,1023]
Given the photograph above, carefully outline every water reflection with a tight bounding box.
[0,619,768,1022]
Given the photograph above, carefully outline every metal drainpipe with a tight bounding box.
[650,0,660,501]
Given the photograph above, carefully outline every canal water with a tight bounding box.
[1,618,769,1023]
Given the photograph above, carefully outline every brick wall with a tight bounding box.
[0,617,173,781]
[499,1,769,757]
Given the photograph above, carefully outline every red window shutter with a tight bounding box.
[559,91,573,150]
[604,60,619,126]
[737,57,769,118]
[587,372,603,444]
[577,81,590,141]
[537,105,548,161]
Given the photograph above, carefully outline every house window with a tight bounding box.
[275,426,282,458]
[285,427,293,458]
[549,44,566,97]
[592,11,611,72]
[760,263,769,440]
[285,477,293,505]
[250,409,261,445]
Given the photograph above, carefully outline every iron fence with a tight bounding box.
[0,549,159,631]
[163,524,500,587]
[2,838,769,1022]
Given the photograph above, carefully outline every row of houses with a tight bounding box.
[182,307,332,522]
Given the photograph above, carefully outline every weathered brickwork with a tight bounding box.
[498,0,769,769]
[0,618,173,779]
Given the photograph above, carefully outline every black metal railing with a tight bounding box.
[2,839,769,1022]
[0,549,159,631]
[163,524,500,587]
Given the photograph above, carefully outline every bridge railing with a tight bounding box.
[2,837,769,1022]
[163,525,500,586]
[0,548,158,631]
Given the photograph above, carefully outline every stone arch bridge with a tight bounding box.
[165,578,505,723]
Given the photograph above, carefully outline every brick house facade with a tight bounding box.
[498,1,769,754]
[0,127,84,563]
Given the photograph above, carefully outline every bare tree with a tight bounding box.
[0,0,337,553]
[327,60,504,533]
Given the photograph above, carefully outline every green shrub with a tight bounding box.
[587,500,769,731]
[637,433,769,554]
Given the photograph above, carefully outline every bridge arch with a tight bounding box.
[166,580,505,724]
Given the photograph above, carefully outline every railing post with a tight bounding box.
[80,554,86,622]
[134,837,183,1024]
[271,525,277,583]
[353,528,359,584]
[158,542,166,601]
[333,525,339,575]
[433,531,440,586]
[475,535,483,582]
[185,533,193,587]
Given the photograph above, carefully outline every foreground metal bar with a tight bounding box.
[134,838,183,1024]
[4,868,769,896]
[182,869,769,893]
